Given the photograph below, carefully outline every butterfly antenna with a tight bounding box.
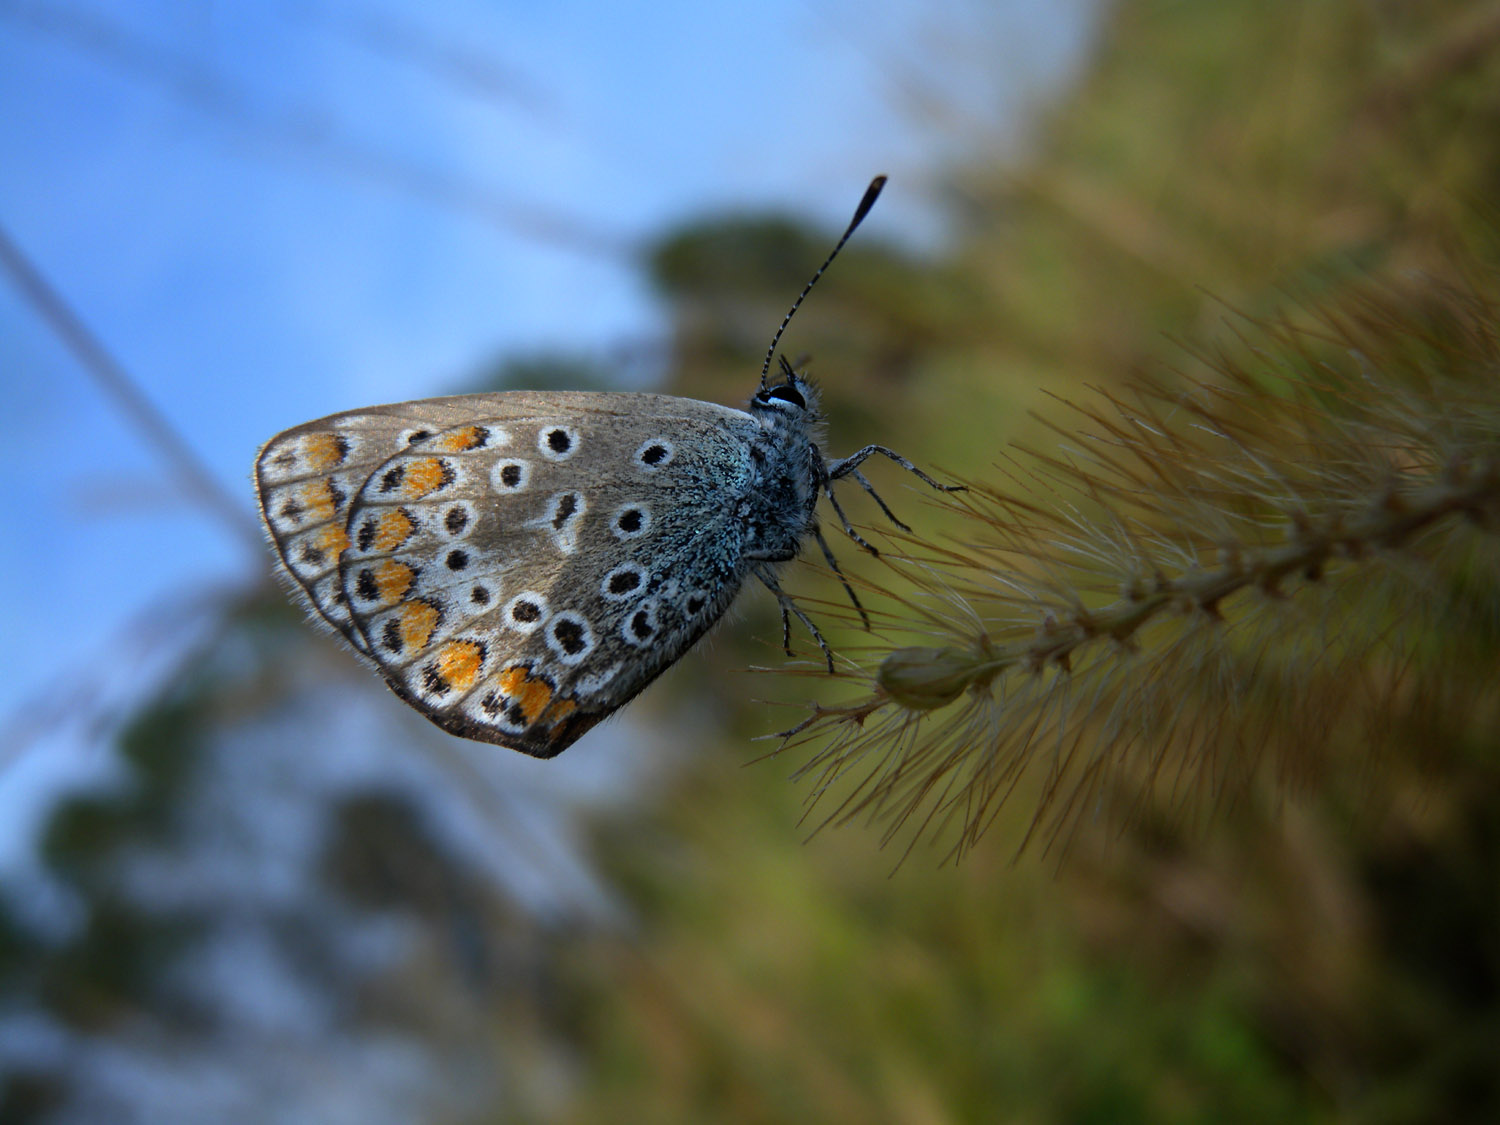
[759,175,887,390]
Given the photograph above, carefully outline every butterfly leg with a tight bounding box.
[817,463,879,556]
[848,466,910,532]
[827,445,964,493]
[812,524,870,629]
[753,564,835,672]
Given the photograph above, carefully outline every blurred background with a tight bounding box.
[3,0,1499,1120]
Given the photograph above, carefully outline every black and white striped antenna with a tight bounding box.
[759,175,886,390]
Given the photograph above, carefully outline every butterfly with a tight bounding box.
[254,176,957,756]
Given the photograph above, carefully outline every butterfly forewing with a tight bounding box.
[258,392,761,757]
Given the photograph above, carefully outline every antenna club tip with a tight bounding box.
[852,176,887,226]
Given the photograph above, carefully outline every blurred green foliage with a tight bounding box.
[564,0,1500,1119]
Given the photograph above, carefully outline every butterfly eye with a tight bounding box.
[765,385,806,408]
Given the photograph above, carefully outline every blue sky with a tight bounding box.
[0,0,1095,722]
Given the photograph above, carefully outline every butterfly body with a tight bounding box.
[256,378,840,757]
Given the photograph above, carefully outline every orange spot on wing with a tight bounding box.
[303,432,347,471]
[302,479,338,522]
[497,665,554,724]
[374,560,414,604]
[398,600,439,651]
[543,698,577,724]
[373,509,415,552]
[314,524,349,556]
[437,641,484,690]
[437,426,484,452]
[402,458,448,499]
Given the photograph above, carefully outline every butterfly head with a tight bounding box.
[750,360,821,428]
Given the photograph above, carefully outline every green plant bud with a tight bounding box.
[878,646,978,710]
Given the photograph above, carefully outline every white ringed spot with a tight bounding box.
[610,503,651,541]
[537,425,580,461]
[634,438,675,472]
[502,591,549,634]
[396,426,437,448]
[545,612,595,665]
[600,562,648,602]
[440,501,476,538]
[536,490,586,555]
[620,599,659,647]
[491,458,531,493]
